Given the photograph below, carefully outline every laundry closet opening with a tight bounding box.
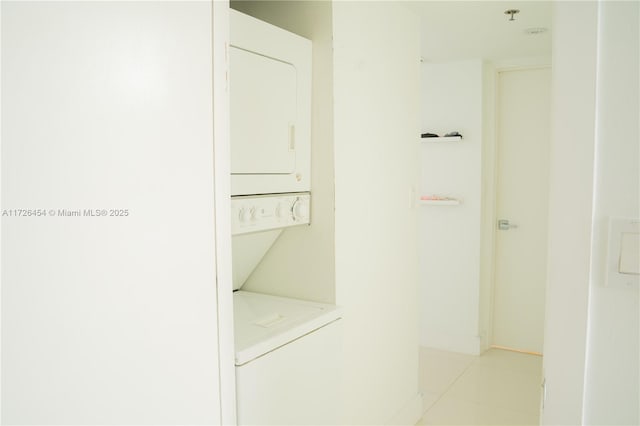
[227,5,341,425]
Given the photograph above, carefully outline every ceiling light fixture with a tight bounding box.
[504,9,520,21]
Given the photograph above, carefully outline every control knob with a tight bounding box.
[292,198,310,222]
[239,207,251,223]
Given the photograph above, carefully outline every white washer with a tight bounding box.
[234,291,342,425]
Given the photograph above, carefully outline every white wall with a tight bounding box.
[419,61,484,355]
[542,2,599,424]
[544,3,640,424]
[1,2,222,423]
[584,2,639,424]
[332,2,422,424]
[230,0,336,304]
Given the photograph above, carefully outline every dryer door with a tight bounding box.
[230,47,296,175]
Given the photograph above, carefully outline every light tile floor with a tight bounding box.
[416,347,543,425]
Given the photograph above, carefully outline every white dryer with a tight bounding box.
[229,9,311,197]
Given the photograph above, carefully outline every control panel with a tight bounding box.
[230,192,310,235]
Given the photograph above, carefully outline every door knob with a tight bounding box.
[498,219,518,230]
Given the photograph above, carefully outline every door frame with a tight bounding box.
[212,1,237,424]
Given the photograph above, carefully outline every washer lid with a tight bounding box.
[233,291,342,366]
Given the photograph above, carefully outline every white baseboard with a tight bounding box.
[420,329,481,355]
[386,392,424,425]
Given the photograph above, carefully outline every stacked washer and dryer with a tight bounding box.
[229,10,342,425]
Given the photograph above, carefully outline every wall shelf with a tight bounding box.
[419,198,461,206]
[421,135,463,143]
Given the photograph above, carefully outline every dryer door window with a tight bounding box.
[230,47,297,175]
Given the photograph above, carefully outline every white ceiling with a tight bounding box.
[404,1,552,62]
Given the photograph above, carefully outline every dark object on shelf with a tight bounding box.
[444,131,462,138]
[421,132,439,138]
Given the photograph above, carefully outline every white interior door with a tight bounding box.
[492,67,551,354]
